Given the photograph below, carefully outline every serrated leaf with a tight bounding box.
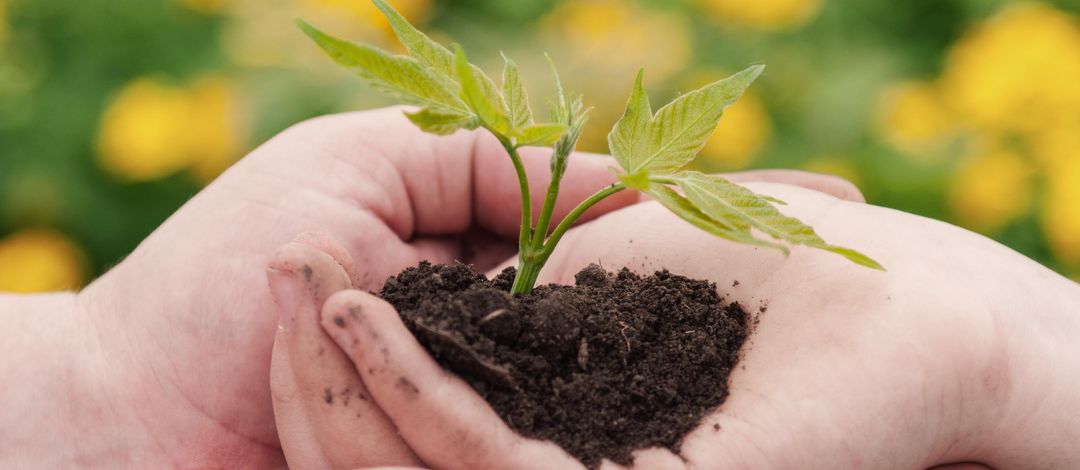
[609,65,764,176]
[501,53,533,128]
[404,108,480,135]
[297,19,465,112]
[372,0,455,77]
[454,45,511,134]
[673,171,883,269]
[645,184,788,253]
[512,123,567,147]
[609,69,653,177]
[369,0,505,129]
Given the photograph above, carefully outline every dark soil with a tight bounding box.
[379,262,750,468]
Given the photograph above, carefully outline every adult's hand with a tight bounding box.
[281,180,1080,469]
[0,107,641,468]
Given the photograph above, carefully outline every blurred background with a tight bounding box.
[2,0,1079,292]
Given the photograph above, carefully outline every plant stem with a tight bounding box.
[509,183,626,295]
[540,183,625,260]
[498,138,533,255]
[530,147,571,253]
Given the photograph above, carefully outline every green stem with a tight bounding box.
[509,183,626,295]
[531,148,571,253]
[498,138,532,255]
[540,183,626,260]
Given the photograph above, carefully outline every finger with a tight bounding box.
[723,169,865,203]
[287,108,638,240]
[268,239,418,469]
[320,289,586,470]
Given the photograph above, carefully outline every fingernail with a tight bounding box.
[267,267,301,330]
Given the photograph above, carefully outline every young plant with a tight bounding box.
[298,0,883,295]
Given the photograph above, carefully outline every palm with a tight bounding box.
[297,180,1078,470]
[516,182,1076,468]
[79,109,629,466]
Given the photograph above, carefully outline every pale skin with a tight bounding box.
[265,114,1080,469]
[1,107,1077,468]
[0,107,637,468]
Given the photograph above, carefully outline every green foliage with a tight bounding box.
[673,172,884,269]
[609,69,883,269]
[501,53,533,128]
[610,66,763,178]
[297,19,465,113]
[298,0,882,294]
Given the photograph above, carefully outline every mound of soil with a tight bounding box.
[380,262,749,468]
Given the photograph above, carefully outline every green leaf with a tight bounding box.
[369,0,506,129]
[609,65,764,176]
[372,0,455,77]
[296,19,465,112]
[511,123,567,147]
[644,184,788,253]
[672,171,884,269]
[501,53,533,128]
[454,45,511,134]
[404,108,480,135]
[609,69,653,176]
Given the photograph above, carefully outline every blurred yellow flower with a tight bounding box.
[1042,156,1080,266]
[802,156,861,189]
[1030,119,1080,172]
[947,148,1034,233]
[698,0,822,30]
[701,91,771,169]
[187,77,246,183]
[940,4,1080,134]
[223,0,430,68]
[876,81,957,163]
[541,0,691,152]
[0,229,86,293]
[541,0,690,84]
[300,0,430,40]
[97,76,245,182]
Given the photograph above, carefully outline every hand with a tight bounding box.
[278,180,1080,469]
[0,107,640,468]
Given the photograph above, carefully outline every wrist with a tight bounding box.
[986,271,1080,467]
[0,292,140,467]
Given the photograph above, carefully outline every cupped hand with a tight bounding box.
[74,107,638,468]
[278,179,1080,469]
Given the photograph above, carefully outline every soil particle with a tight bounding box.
[380,261,749,468]
[323,388,333,405]
[333,316,346,328]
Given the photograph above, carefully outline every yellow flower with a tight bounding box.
[299,0,431,40]
[540,0,691,152]
[96,76,245,182]
[700,90,771,170]
[1029,119,1080,172]
[947,148,1034,233]
[875,81,957,163]
[223,0,430,67]
[187,77,245,183]
[802,156,861,189]
[698,0,822,30]
[541,0,691,84]
[940,4,1080,134]
[1042,156,1080,266]
[97,78,194,181]
[0,229,86,293]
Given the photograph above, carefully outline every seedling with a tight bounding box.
[298,0,882,295]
